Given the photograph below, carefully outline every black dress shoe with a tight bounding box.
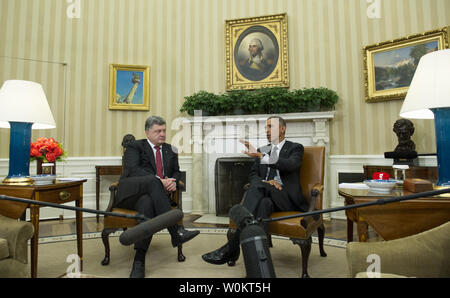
[202,242,240,265]
[129,260,145,278]
[171,227,200,247]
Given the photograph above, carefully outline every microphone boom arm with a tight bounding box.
[0,195,148,221]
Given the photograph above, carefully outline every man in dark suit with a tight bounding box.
[202,116,307,265]
[115,116,200,278]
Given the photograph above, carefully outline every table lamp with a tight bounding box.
[0,80,56,184]
[399,49,450,186]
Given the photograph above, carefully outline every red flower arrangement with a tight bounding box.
[30,137,66,163]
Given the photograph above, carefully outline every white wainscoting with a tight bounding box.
[0,156,193,220]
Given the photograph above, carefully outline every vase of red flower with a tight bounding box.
[30,137,66,175]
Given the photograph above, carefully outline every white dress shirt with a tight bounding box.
[261,139,286,185]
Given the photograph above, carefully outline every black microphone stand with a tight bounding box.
[0,195,149,222]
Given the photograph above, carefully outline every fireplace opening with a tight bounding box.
[214,157,254,216]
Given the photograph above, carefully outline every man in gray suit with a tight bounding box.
[115,116,199,278]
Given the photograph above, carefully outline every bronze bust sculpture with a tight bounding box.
[393,119,416,153]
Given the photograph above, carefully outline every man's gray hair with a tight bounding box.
[249,38,264,51]
[145,116,166,131]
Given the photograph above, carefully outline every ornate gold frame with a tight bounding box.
[363,26,449,103]
[109,64,150,111]
[225,13,289,91]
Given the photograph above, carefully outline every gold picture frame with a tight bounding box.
[363,26,449,103]
[109,64,150,110]
[225,13,289,91]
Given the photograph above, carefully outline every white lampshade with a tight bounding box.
[0,80,56,129]
[400,49,450,119]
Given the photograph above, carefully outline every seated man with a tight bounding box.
[115,115,200,278]
[202,116,308,265]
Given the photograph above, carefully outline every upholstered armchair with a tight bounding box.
[100,180,186,266]
[347,221,450,278]
[100,134,186,266]
[229,146,327,278]
[0,214,34,278]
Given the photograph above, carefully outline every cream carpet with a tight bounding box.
[35,229,349,278]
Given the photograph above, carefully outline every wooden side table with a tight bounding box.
[95,165,122,223]
[339,186,450,242]
[0,180,87,278]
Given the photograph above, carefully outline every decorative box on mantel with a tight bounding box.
[181,111,335,216]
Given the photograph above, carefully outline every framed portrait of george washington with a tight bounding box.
[363,26,449,103]
[225,13,289,91]
[109,64,150,111]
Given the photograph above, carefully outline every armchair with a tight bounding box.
[100,134,186,266]
[0,214,34,278]
[100,180,186,266]
[229,146,327,278]
[347,221,450,278]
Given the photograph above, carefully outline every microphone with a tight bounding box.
[229,204,255,230]
[119,209,183,246]
[240,224,276,278]
[229,205,276,278]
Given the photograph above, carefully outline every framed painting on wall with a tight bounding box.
[225,13,289,91]
[109,64,150,110]
[363,26,449,103]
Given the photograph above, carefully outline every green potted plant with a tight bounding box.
[180,87,339,116]
[180,90,218,116]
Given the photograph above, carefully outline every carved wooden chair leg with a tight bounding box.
[101,228,116,266]
[177,245,186,262]
[292,237,312,278]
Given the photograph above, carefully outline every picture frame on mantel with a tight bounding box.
[225,13,289,91]
[109,64,150,111]
[363,26,449,103]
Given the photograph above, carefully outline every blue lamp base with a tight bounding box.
[2,122,33,184]
[432,108,450,186]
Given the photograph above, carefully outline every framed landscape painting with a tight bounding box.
[225,13,289,91]
[363,27,449,103]
[109,64,150,110]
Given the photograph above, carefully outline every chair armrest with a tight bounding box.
[307,183,323,211]
[109,181,119,191]
[177,180,185,191]
[300,184,324,229]
[106,181,119,212]
[0,215,34,264]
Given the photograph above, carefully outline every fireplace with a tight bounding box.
[214,157,254,216]
[185,111,334,215]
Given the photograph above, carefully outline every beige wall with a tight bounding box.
[1,0,449,158]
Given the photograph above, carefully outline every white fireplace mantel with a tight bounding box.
[182,111,334,215]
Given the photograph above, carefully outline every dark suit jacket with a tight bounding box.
[249,140,307,211]
[115,139,181,206]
